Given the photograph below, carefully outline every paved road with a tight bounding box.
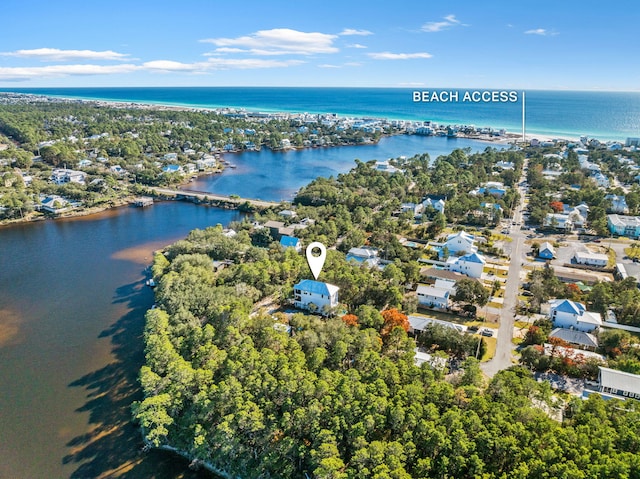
[482,161,529,377]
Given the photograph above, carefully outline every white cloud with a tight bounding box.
[524,28,557,36]
[201,28,338,55]
[143,60,206,72]
[0,64,139,81]
[422,14,466,33]
[1,48,130,61]
[318,64,340,69]
[204,58,304,70]
[368,52,432,60]
[347,43,367,49]
[339,28,373,36]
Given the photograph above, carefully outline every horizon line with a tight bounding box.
[2,86,640,94]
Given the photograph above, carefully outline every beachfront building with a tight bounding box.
[598,367,640,400]
[51,168,86,185]
[446,252,486,279]
[574,251,608,267]
[293,279,339,314]
[39,195,71,213]
[548,299,602,332]
[608,214,640,238]
[416,279,456,309]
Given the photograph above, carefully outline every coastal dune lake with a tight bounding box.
[0,135,494,478]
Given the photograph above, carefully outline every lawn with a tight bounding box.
[481,337,497,362]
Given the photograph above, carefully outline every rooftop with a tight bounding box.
[294,279,339,297]
[599,366,640,396]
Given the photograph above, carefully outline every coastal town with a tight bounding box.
[4,94,640,477]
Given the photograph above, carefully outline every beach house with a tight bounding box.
[416,279,456,309]
[446,252,486,279]
[608,214,640,238]
[293,280,339,314]
[51,168,86,185]
[548,298,602,332]
[443,231,478,255]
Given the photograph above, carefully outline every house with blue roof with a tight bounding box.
[293,279,339,314]
[162,164,183,174]
[280,235,302,252]
[548,298,602,332]
[446,252,486,278]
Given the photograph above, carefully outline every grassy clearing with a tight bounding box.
[481,337,497,361]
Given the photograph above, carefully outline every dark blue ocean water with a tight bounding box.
[3,87,640,141]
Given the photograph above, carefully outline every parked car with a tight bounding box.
[481,328,494,337]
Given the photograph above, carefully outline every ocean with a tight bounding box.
[3,87,640,142]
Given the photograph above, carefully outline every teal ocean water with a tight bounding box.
[3,87,640,141]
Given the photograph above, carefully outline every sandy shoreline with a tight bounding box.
[7,91,590,144]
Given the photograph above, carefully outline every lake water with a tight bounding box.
[0,135,495,478]
[191,134,497,201]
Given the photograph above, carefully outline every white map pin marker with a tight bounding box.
[306,242,327,280]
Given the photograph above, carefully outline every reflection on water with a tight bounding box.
[0,307,23,348]
[0,202,237,478]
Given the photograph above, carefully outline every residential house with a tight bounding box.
[443,231,478,255]
[446,252,486,279]
[607,214,640,238]
[264,220,294,240]
[416,279,456,309]
[51,168,86,185]
[598,367,640,400]
[548,298,602,332]
[605,194,629,214]
[346,247,381,268]
[480,202,504,220]
[421,197,446,214]
[279,209,297,219]
[538,242,556,260]
[544,213,574,231]
[592,172,610,188]
[548,328,598,350]
[495,160,515,170]
[400,202,423,216]
[408,315,466,334]
[39,195,71,213]
[162,164,183,174]
[109,165,126,175]
[374,160,401,174]
[293,279,339,314]
[574,251,608,267]
[471,181,506,198]
[280,235,302,252]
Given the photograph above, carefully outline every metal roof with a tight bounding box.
[599,367,640,396]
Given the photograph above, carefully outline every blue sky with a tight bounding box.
[1,0,638,90]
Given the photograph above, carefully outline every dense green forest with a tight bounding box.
[135,227,640,479]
